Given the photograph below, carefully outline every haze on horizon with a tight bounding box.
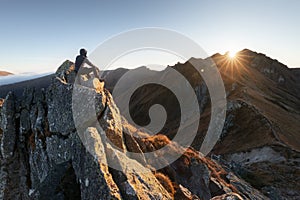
[0,0,299,73]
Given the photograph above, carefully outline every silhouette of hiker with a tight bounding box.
[74,48,101,82]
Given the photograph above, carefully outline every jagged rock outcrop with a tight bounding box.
[0,60,269,200]
[0,65,171,199]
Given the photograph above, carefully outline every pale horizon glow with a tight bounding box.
[0,0,299,73]
[106,49,186,71]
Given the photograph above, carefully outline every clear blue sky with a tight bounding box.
[0,0,299,73]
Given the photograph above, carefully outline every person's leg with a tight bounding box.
[79,67,92,79]
[76,67,91,84]
[92,67,100,79]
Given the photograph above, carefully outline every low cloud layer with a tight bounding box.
[0,72,52,86]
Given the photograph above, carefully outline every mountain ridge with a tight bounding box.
[101,48,300,199]
[0,62,268,199]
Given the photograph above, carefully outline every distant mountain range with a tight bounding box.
[0,70,13,76]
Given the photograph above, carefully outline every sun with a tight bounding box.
[218,48,249,81]
[228,50,237,58]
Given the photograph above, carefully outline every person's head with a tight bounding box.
[79,48,87,57]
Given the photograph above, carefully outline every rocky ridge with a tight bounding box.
[0,61,267,199]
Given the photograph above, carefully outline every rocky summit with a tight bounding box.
[0,61,268,200]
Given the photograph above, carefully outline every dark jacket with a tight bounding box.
[75,55,98,73]
[75,55,86,73]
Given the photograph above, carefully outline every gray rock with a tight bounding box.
[71,127,122,200]
[46,78,75,135]
[105,142,172,200]
[99,92,126,151]
[72,84,106,132]
[173,159,211,200]
[211,192,243,200]
[19,109,30,142]
[174,184,200,200]
[226,172,269,200]
[1,92,16,160]
[55,60,74,82]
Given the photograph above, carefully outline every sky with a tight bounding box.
[0,0,299,73]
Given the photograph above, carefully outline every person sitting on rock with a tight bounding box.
[74,48,101,81]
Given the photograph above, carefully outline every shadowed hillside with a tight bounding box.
[103,49,300,199]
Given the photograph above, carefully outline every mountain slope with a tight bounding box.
[103,49,300,199]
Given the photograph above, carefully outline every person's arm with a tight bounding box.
[84,58,97,68]
[84,58,100,78]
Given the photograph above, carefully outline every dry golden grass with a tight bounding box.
[123,122,239,194]
[154,172,175,198]
[145,134,170,149]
